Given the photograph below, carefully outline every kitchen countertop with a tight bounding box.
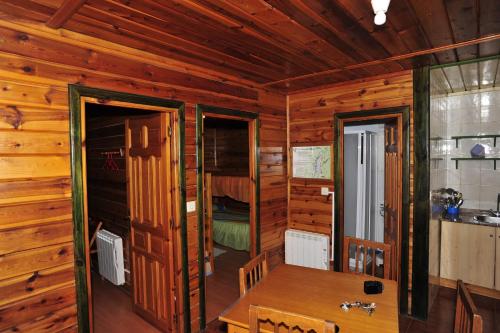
[439,209,500,227]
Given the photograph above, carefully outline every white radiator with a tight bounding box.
[96,229,125,286]
[285,229,330,270]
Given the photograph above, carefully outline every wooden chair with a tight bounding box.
[342,236,392,280]
[249,305,337,333]
[239,252,268,296]
[454,280,483,333]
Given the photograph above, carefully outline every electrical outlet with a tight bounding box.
[321,187,330,196]
[186,201,196,213]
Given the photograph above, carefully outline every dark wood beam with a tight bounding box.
[493,58,500,87]
[46,0,86,29]
[263,34,500,87]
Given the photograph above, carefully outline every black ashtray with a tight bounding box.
[364,280,383,294]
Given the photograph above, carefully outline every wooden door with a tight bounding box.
[126,113,174,332]
[384,122,400,280]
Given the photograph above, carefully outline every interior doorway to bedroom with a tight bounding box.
[197,106,259,327]
[69,85,185,333]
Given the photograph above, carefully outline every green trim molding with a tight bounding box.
[195,104,260,331]
[430,54,500,69]
[333,106,411,315]
[68,85,187,333]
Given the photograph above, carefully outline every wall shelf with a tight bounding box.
[450,157,500,170]
[450,134,500,148]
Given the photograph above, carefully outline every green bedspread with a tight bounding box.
[213,209,249,251]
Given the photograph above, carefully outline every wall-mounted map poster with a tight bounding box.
[292,145,332,180]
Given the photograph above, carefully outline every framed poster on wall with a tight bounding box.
[291,145,332,180]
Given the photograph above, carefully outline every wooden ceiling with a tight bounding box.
[1,0,499,92]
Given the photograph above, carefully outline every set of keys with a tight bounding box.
[340,301,376,315]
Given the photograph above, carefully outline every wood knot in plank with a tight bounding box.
[17,33,29,42]
[318,98,327,106]
[28,271,40,283]
[0,105,24,129]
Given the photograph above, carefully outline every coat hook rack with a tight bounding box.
[101,149,123,171]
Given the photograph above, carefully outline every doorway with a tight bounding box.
[69,86,187,333]
[196,105,259,329]
[334,107,410,310]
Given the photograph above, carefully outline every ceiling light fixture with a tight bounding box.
[371,0,391,25]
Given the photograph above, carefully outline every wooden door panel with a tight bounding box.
[126,113,173,332]
[384,122,400,280]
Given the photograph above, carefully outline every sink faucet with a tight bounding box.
[492,193,500,217]
[497,193,500,213]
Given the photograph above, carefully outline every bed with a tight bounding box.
[205,173,250,269]
[212,205,250,251]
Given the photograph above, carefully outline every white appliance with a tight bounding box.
[344,127,384,242]
[285,229,330,270]
[96,229,125,285]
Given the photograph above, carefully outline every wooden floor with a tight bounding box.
[400,286,499,333]
[206,286,499,333]
[91,273,161,333]
[205,246,250,323]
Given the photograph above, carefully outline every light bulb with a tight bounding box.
[374,11,386,25]
[371,0,390,25]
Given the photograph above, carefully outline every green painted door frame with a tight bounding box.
[411,66,430,320]
[68,85,189,333]
[195,104,260,330]
[333,106,411,315]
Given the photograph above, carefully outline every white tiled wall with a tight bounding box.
[431,87,500,210]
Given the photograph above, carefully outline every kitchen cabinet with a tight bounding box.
[428,218,441,280]
[440,220,496,289]
[496,230,500,291]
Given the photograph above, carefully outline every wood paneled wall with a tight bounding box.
[287,71,414,301]
[204,127,249,176]
[0,18,286,333]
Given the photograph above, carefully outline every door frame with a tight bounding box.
[333,106,410,313]
[195,104,260,330]
[69,85,188,333]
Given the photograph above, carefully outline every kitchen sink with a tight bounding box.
[473,215,500,225]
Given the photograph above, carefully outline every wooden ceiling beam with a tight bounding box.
[46,0,86,29]
[263,34,500,87]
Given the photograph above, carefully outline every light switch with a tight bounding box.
[321,187,330,196]
[186,201,196,213]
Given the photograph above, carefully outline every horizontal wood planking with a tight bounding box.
[0,263,75,307]
[288,70,414,299]
[204,126,249,176]
[0,220,73,255]
[0,304,78,333]
[0,284,76,331]
[0,242,74,280]
[0,18,286,332]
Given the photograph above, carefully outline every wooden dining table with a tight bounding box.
[219,264,399,333]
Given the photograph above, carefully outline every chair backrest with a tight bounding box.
[249,305,337,333]
[454,280,483,333]
[342,236,392,280]
[239,252,268,296]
